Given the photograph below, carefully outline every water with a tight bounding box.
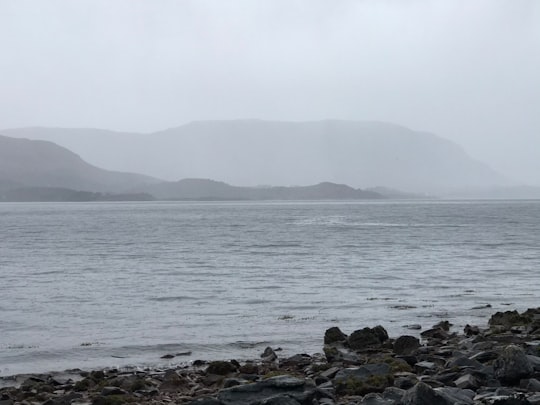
[0,200,539,377]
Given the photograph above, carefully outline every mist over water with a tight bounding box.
[1,200,539,377]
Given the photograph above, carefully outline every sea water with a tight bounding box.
[0,200,539,376]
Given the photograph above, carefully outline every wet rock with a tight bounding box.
[206,361,238,376]
[490,311,532,331]
[323,345,362,364]
[401,382,450,405]
[464,324,481,336]
[526,379,540,392]
[261,347,278,363]
[455,373,479,390]
[527,355,540,371]
[159,369,190,392]
[359,392,394,404]
[217,375,314,405]
[324,327,348,345]
[494,345,534,384]
[101,386,128,396]
[420,328,450,341]
[349,326,388,350]
[280,354,312,369]
[394,336,421,355]
[334,363,392,395]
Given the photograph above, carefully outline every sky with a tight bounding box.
[0,0,539,184]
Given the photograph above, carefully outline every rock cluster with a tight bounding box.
[1,307,539,405]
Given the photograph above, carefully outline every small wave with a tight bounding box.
[149,296,199,302]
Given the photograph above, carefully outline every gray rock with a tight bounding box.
[100,386,129,396]
[320,367,341,379]
[401,382,451,405]
[494,345,534,384]
[348,326,388,350]
[436,387,475,404]
[527,379,540,392]
[207,361,238,375]
[394,336,420,355]
[258,395,301,405]
[260,347,278,363]
[217,375,314,405]
[186,398,222,405]
[455,374,479,390]
[324,327,348,345]
[527,355,540,371]
[383,386,405,403]
[359,393,394,404]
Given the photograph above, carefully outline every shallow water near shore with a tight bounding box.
[0,200,539,377]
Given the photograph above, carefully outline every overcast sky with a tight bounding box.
[1,0,539,184]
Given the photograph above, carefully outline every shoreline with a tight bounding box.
[1,307,539,404]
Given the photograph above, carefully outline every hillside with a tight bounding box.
[0,135,159,192]
[140,178,382,200]
[2,120,510,194]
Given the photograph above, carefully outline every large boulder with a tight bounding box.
[494,345,534,384]
[324,327,348,345]
[348,326,388,350]
[402,382,474,405]
[393,336,420,355]
[217,375,315,405]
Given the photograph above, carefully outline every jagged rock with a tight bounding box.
[324,327,348,345]
[280,354,312,368]
[420,328,450,340]
[349,326,388,350]
[465,324,481,336]
[494,345,534,384]
[402,382,474,405]
[261,347,278,362]
[527,355,540,371]
[489,311,532,330]
[159,369,190,392]
[526,379,540,392]
[394,336,420,355]
[382,386,405,403]
[359,392,394,404]
[401,382,451,405]
[323,344,362,363]
[455,374,479,389]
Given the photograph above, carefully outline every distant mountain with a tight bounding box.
[2,120,510,194]
[0,134,160,193]
[0,187,154,202]
[140,178,383,200]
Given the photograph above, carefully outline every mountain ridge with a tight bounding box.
[2,119,510,194]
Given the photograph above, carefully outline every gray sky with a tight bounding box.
[1,0,539,184]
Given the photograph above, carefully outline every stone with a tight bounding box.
[359,393,394,404]
[394,336,421,355]
[217,375,314,405]
[527,379,540,392]
[349,326,387,350]
[100,387,128,396]
[464,324,481,336]
[401,382,451,405]
[333,364,392,395]
[324,327,348,345]
[494,345,534,384]
[455,374,479,389]
[280,354,312,368]
[186,398,222,405]
[206,361,238,375]
[527,355,540,371]
[261,347,278,362]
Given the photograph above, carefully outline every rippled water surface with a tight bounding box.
[0,200,539,376]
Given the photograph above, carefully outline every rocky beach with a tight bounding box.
[1,307,539,405]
